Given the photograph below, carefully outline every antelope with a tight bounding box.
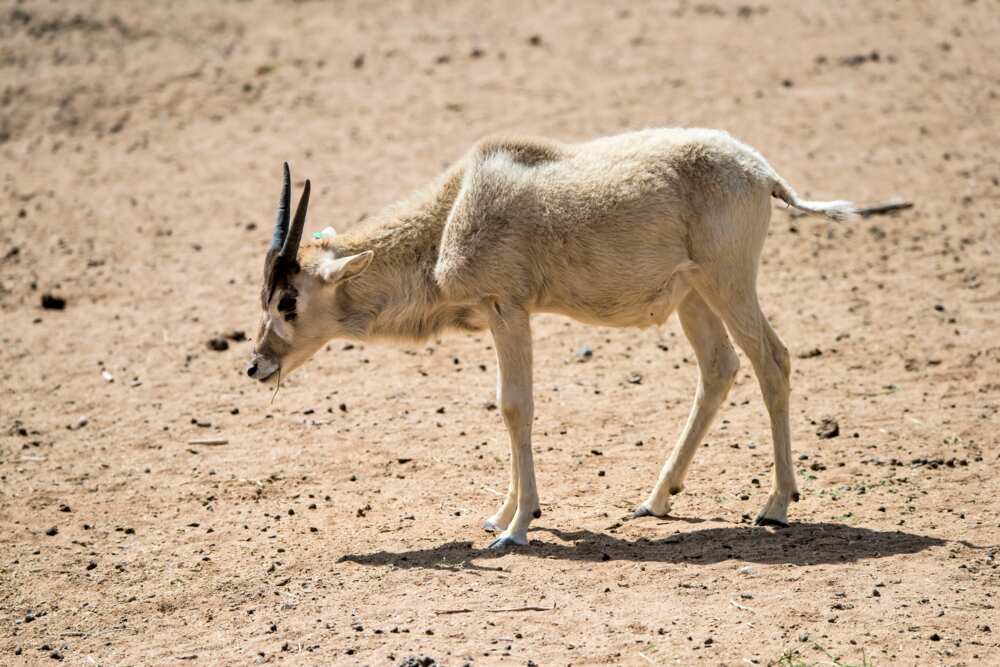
[246,128,854,549]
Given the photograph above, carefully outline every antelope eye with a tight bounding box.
[277,294,296,312]
[277,294,297,320]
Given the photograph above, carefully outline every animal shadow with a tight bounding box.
[338,521,948,572]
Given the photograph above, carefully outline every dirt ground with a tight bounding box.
[2,1,999,665]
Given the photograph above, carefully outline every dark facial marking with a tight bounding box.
[277,291,297,321]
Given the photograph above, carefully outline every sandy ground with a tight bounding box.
[2,1,999,665]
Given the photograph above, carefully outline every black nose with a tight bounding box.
[247,362,257,378]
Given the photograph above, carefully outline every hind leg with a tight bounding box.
[691,278,799,527]
[634,292,740,518]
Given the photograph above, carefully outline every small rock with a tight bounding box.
[397,657,437,667]
[44,526,58,536]
[576,344,593,361]
[627,372,642,384]
[101,370,114,383]
[816,418,840,439]
[929,632,941,641]
[207,337,229,351]
[41,294,66,310]
[737,565,753,575]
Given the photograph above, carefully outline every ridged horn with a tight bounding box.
[270,162,291,251]
[280,178,310,262]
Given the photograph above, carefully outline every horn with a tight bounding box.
[280,178,310,262]
[270,162,291,251]
[262,162,292,306]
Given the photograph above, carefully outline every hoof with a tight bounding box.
[488,533,528,550]
[483,518,505,533]
[754,516,790,529]
[630,505,666,520]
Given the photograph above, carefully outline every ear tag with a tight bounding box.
[312,226,337,240]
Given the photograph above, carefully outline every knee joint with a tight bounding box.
[500,396,531,424]
[703,346,740,393]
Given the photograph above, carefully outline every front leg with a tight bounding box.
[485,302,539,549]
[483,444,518,533]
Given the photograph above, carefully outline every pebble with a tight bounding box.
[41,293,66,310]
[576,344,593,361]
[207,337,229,351]
[816,418,840,439]
[737,565,753,575]
[397,657,437,667]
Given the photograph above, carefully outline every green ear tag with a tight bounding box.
[312,226,337,241]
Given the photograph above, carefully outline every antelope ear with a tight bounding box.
[316,250,374,283]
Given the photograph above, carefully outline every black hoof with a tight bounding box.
[754,516,790,529]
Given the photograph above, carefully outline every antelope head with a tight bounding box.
[246,163,374,384]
